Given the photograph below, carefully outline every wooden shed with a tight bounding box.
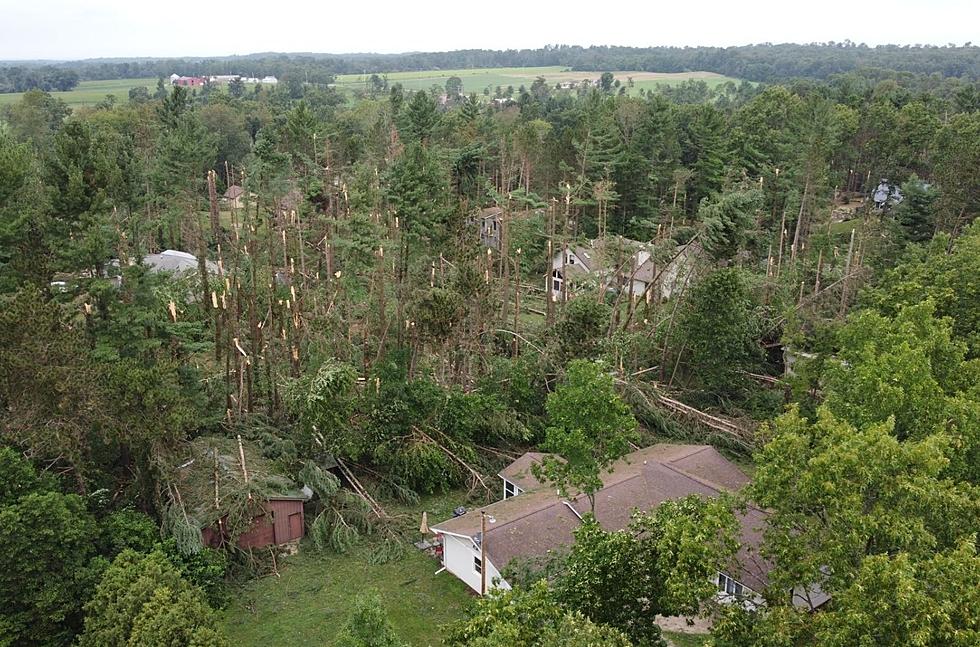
[172,436,311,551]
[201,496,306,549]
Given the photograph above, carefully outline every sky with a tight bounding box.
[0,0,977,61]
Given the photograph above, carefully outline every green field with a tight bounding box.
[0,67,739,109]
[0,77,158,107]
[219,489,475,646]
[335,66,740,96]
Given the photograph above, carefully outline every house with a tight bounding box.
[223,185,246,209]
[471,206,503,250]
[260,75,278,85]
[209,75,241,84]
[169,73,181,83]
[550,238,703,302]
[550,244,599,299]
[432,444,819,609]
[173,76,206,87]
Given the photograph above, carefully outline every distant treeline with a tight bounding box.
[1,43,978,94]
[0,66,79,93]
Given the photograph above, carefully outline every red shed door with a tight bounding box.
[288,512,303,539]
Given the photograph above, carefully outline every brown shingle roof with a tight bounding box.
[498,452,547,491]
[224,185,244,200]
[432,443,770,589]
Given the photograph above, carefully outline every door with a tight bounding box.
[288,512,304,540]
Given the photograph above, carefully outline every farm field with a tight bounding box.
[0,77,158,107]
[335,66,741,95]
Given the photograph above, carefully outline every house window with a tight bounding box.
[473,555,482,574]
[718,572,744,596]
[503,480,519,499]
[552,270,563,293]
[567,254,575,264]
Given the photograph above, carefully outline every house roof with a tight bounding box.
[143,249,219,275]
[224,185,244,200]
[498,452,547,491]
[433,444,771,589]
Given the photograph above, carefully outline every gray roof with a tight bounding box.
[143,250,219,275]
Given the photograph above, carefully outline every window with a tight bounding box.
[718,573,744,596]
[503,480,518,499]
[473,555,482,574]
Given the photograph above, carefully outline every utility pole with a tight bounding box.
[480,511,488,596]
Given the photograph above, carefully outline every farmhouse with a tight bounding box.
[432,444,816,608]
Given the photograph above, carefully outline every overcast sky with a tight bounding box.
[0,0,976,61]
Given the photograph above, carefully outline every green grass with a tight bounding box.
[664,630,711,647]
[219,490,476,646]
[335,66,740,96]
[0,77,158,107]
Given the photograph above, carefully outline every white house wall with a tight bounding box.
[441,533,510,594]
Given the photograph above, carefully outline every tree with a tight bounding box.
[128,86,151,103]
[0,130,50,289]
[751,407,980,603]
[697,186,764,262]
[399,90,440,144]
[679,269,761,402]
[79,550,225,647]
[445,580,631,647]
[554,498,738,646]
[535,360,638,510]
[893,174,938,242]
[552,298,611,363]
[445,76,463,99]
[822,302,980,483]
[228,77,245,98]
[336,592,406,647]
[0,491,102,645]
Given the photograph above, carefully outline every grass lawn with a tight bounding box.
[335,66,740,96]
[664,631,711,647]
[220,490,477,646]
[0,77,158,107]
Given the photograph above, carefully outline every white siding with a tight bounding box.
[440,533,510,594]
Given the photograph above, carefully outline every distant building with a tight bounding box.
[143,249,219,275]
[223,185,247,209]
[209,75,241,84]
[260,75,278,84]
[173,76,206,87]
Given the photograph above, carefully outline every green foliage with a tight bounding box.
[822,302,980,483]
[536,360,638,509]
[80,549,226,647]
[336,592,407,647]
[445,580,631,647]
[300,461,374,554]
[893,175,937,242]
[752,407,980,599]
[99,509,160,556]
[554,498,737,646]
[0,445,57,505]
[0,491,103,646]
[285,358,359,457]
[679,269,761,402]
[863,221,980,357]
[552,297,611,362]
[698,186,764,261]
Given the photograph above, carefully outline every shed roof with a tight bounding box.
[224,185,245,200]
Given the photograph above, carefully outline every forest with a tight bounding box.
[0,44,979,647]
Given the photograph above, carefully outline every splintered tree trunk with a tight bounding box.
[207,170,222,245]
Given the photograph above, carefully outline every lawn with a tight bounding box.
[664,631,711,647]
[219,490,478,647]
[335,66,740,96]
[0,77,157,107]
